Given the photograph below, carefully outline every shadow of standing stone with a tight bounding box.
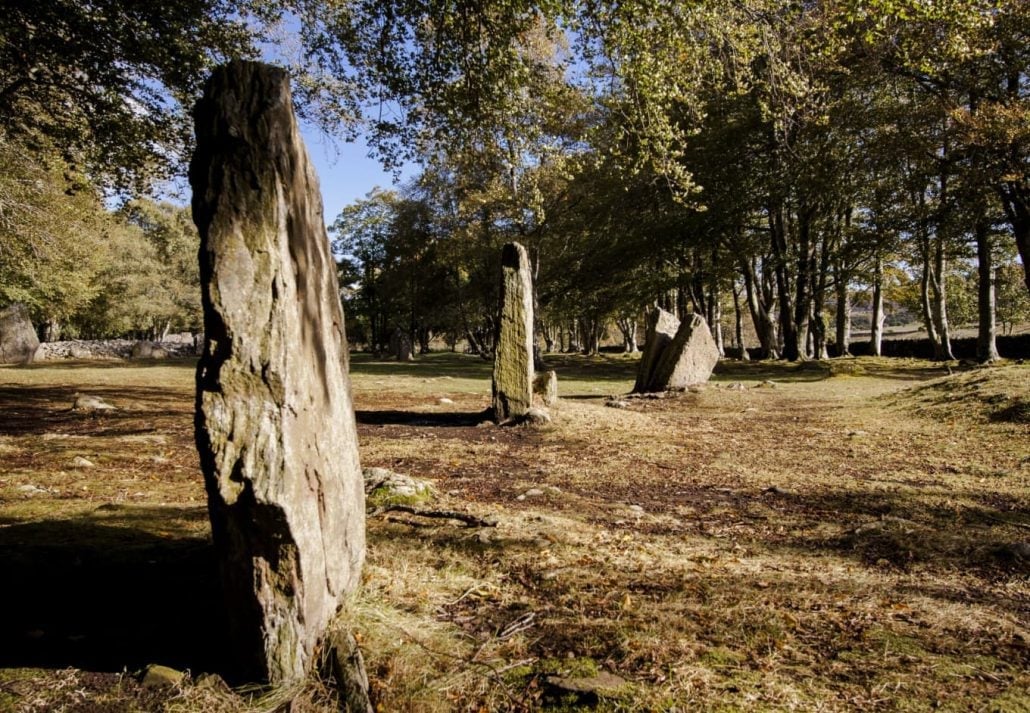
[190,60,365,686]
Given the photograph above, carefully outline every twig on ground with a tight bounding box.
[373,504,498,528]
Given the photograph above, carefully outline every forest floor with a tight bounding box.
[0,354,1027,712]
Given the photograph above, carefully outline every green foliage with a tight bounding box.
[0,140,112,327]
[0,1,294,191]
[0,138,200,338]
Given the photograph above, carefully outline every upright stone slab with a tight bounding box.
[389,327,414,361]
[533,370,559,406]
[492,243,535,422]
[633,308,680,393]
[190,61,365,685]
[0,304,39,364]
[648,313,720,391]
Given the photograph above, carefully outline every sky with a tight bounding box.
[299,125,405,227]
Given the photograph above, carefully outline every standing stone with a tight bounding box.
[389,328,414,361]
[633,308,680,393]
[190,61,365,685]
[0,304,40,365]
[492,243,535,422]
[642,313,720,392]
[533,370,559,406]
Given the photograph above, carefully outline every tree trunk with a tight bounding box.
[833,261,850,357]
[870,254,885,357]
[707,282,724,357]
[929,235,955,360]
[616,316,638,353]
[732,279,749,361]
[43,320,61,343]
[997,182,1030,296]
[792,205,816,360]
[741,258,779,359]
[975,218,999,363]
[769,205,799,361]
[810,228,831,360]
[918,235,942,358]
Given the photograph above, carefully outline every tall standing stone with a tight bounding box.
[492,243,535,422]
[190,61,365,685]
[0,304,40,364]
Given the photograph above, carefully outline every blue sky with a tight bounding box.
[300,125,404,227]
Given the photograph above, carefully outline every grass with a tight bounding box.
[0,353,1027,711]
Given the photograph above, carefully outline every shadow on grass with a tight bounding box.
[0,510,230,676]
[714,358,950,383]
[350,353,492,380]
[356,409,489,427]
[0,385,189,438]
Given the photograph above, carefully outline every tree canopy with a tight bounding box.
[0,0,1027,360]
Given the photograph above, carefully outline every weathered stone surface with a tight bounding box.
[141,664,185,689]
[632,308,680,393]
[492,243,535,422]
[524,406,552,425]
[71,394,116,412]
[131,341,155,358]
[190,60,365,685]
[545,670,630,703]
[533,370,558,406]
[0,304,39,364]
[325,629,374,713]
[636,313,719,392]
[363,467,434,506]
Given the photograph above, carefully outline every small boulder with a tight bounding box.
[363,467,434,506]
[131,341,167,359]
[71,456,96,468]
[71,394,116,412]
[140,664,185,689]
[523,407,551,425]
[545,671,630,704]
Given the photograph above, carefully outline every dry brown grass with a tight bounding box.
[0,355,1027,712]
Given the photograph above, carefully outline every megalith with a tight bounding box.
[190,61,365,685]
[634,310,719,392]
[389,327,414,361]
[632,308,680,393]
[492,242,535,422]
[0,304,40,364]
[533,370,558,406]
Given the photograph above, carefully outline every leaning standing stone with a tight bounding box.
[492,243,535,422]
[648,313,720,391]
[633,308,680,393]
[190,61,365,685]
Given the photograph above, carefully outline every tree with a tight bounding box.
[0,138,111,337]
[0,1,309,191]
